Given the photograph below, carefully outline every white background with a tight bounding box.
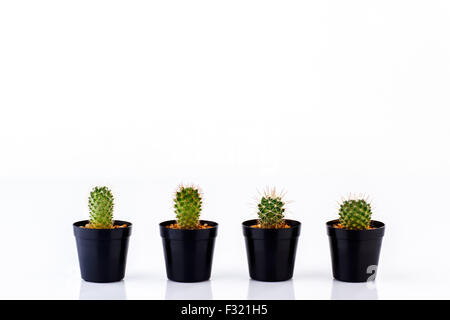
[0,1,449,299]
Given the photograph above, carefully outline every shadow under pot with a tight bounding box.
[73,220,132,283]
[242,219,301,282]
[159,220,218,282]
[327,219,385,283]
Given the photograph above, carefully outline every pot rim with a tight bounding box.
[326,219,385,240]
[326,219,384,230]
[159,219,218,230]
[242,218,301,229]
[73,219,133,229]
[73,220,132,240]
[159,220,218,240]
[242,219,301,239]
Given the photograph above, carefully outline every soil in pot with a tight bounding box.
[73,220,132,283]
[327,219,385,283]
[160,219,218,282]
[243,219,301,282]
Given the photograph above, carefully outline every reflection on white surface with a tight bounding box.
[79,280,127,300]
[331,280,378,300]
[165,280,213,300]
[247,279,295,300]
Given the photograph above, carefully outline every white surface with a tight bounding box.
[0,1,450,299]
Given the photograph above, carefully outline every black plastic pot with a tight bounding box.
[327,219,385,283]
[73,220,132,283]
[242,219,301,282]
[160,220,218,282]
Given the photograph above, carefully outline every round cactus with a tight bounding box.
[88,186,114,229]
[339,198,372,230]
[257,188,286,228]
[174,185,202,229]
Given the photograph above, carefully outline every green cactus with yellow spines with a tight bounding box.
[174,185,202,229]
[339,198,372,230]
[257,188,286,228]
[88,186,114,229]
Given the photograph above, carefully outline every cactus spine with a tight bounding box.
[174,185,202,229]
[339,197,372,230]
[257,188,286,228]
[88,186,114,229]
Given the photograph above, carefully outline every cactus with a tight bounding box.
[88,186,114,229]
[339,198,372,230]
[174,185,202,229]
[257,188,286,228]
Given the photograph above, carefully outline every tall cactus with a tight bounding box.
[257,188,286,228]
[174,185,202,229]
[88,186,114,229]
[339,197,372,230]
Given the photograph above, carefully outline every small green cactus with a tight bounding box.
[257,188,286,228]
[174,185,202,229]
[88,186,114,229]
[339,197,372,230]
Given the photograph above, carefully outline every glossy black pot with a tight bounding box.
[327,219,385,282]
[242,219,301,282]
[160,220,218,282]
[73,220,132,283]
